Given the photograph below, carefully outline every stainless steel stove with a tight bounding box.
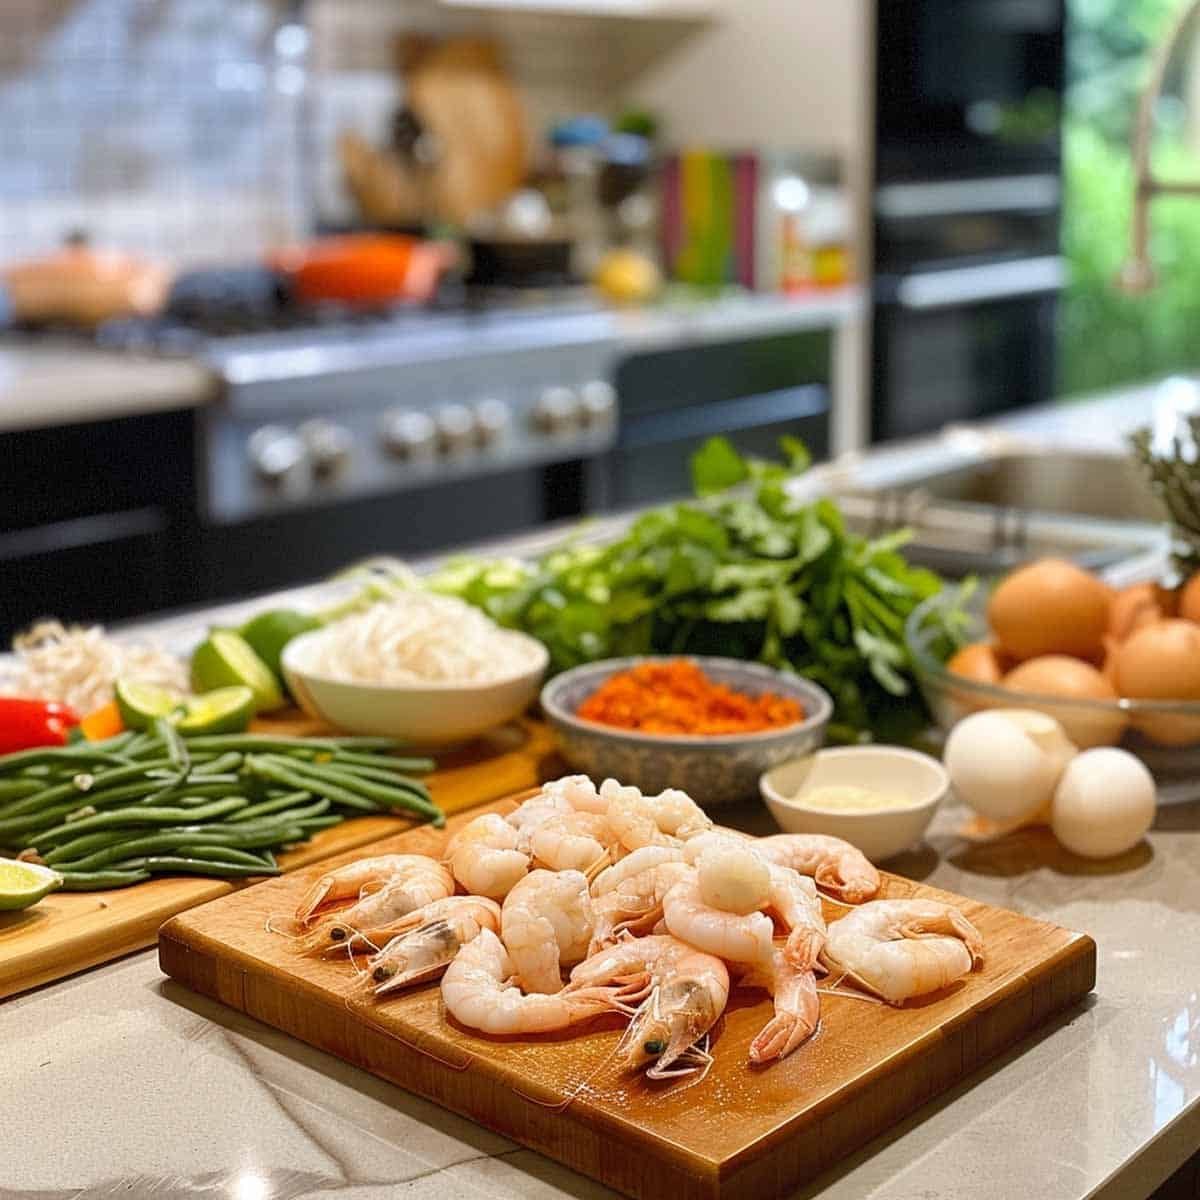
[192,300,620,525]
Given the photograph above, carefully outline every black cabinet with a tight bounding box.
[0,410,200,638]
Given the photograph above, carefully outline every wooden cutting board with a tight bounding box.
[0,715,560,1000]
[159,794,1096,1200]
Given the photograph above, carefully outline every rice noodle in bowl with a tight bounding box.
[304,594,544,686]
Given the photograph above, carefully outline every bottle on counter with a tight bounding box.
[757,153,850,293]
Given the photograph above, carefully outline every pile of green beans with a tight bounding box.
[0,721,441,890]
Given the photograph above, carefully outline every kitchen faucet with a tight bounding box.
[1119,0,1200,292]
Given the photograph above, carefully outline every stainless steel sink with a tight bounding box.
[885,450,1165,523]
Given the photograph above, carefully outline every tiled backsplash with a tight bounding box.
[0,0,308,265]
[0,0,635,266]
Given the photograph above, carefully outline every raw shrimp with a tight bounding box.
[301,857,456,954]
[765,867,826,970]
[366,896,501,996]
[295,854,441,926]
[603,779,712,851]
[756,833,881,903]
[567,933,730,1079]
[823,899,984,1005]
[501,869,595,993]
[542,774,608,815]
[505,790,571,836]
[741,948,821,1064]
[591,845,683,897]
[441,928,638,1035]
[527,811,617,876]
[661,873,776,967]
[692,837,772,915]
[590,861,694,951]
[445,812,530,900]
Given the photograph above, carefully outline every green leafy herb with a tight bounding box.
[429,438,956,740]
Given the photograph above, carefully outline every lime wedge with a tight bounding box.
[239,609,320,682]
[0,860,62,911]
[176,686,255,735]
[115,678,184,730]
[191,630,285,714]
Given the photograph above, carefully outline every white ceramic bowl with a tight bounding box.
[759,746,948,861]
[281,628,549,746]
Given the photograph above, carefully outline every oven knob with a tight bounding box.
[532,386,579,434]
[299,418,353,479]
[380,409,437,460]
[435,403,476,454]
[579,379,616,426]
[248,425,306,486]
[474,398,511,445]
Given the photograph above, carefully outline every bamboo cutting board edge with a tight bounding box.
[158,798,1097,1200]
[0,717,559,1000]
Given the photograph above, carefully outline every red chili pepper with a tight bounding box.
[0,698,80,753]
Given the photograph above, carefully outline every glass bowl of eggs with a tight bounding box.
[906,558,1200,802]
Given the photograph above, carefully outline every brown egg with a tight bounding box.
[1100,634,1122,691]
[946,642,1009,686]
[1107,582,1176,641]
[1178,572,1200,625]
[1002,655,1128,748]
[1115,619,1200,745]
[988,559,1111,662]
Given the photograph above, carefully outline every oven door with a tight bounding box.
[876,0,1064,181]
[871,256,1062,442]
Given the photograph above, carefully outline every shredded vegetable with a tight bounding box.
[578,659,804,736]
[304,594,542,685]
[0,621,189,716]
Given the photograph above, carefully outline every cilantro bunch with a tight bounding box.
[430,438,949,741]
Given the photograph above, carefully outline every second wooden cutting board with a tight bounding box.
[0,715,560,1000]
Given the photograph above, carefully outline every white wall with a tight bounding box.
[627,0,869,161]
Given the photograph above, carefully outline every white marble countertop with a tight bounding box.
[5,379,1200,1200]
[5,796,1198,1200]
[0,341,218,433]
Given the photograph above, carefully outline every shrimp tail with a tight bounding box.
[782,927,825,972]
[748,971,819,1063]
[897,912,985,966]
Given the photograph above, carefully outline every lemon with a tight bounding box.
[115,678,184,730]
[593,249,661,305]
[191,631,285,714]
[0,860,62,911]
[175,686,255,735]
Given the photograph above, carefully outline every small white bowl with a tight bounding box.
[281,629,549,746]
[759,746,948,861]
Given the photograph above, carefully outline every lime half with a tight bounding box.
[0,860,62,911]
[191,630,285,714]
[176,686,255,735]
[239,609,320,681]
[115,678,184,730]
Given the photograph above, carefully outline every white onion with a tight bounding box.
[1051,748,1156,859]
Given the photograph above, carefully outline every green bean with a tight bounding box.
[175,792,250,808]
[107,855,278,879]
[45,822,308,869]
[175,844,280,868]
[328,760,435,793]
[268,757,442,822]
[0,781,182,842]
[0,780,44,801]
[242,756,381,812]
[156,718,190,771]
[56,868,151,890]
[294,814,344,834]
[331,751,435,774]
[31,797,250,846]
[191,751,243,775]
[179,734,400,754]
[229,790,312,822]
[0,745,133,775]
[0,759,174,820]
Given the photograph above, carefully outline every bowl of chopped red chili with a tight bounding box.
[540,656,832,806]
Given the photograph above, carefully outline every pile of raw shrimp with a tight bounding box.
[288,775,985,1083]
